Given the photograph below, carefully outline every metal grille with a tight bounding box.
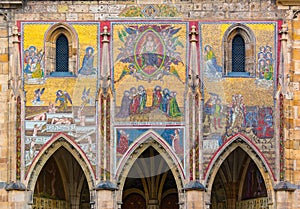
[232,35,245,72]
[56,34,69,72]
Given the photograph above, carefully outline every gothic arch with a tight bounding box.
[116,130,185,203]
[25,133,95,191]
[204,133,275,205]
[44,22,79,76]
[222,23,256,76]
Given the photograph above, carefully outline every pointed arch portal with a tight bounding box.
[210,147,268,209]
[205,135,275,209]
[116,132,184,209]
[33,147,90,209]
[25,134,95,209]
[122,147,179,209]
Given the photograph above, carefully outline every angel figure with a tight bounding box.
[32,87,45,105]
[55,90,73,111]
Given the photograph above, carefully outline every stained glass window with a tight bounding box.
[232,35,245,72]
[56,34,69,72]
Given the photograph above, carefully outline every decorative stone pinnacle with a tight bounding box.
[189,25,198,42]
[280,24,288,42]
[12,26,20,43]
[280,24,288,34]
[101,26,110,43]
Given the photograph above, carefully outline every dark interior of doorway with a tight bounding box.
[122,147,179,209]
[211,147,267,209]
[33,147,90,209]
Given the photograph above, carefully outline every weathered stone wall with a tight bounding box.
[10,0,287,21]
[1,0,300,209]
[287,13,300,185]
[0,14,9,184]
[283,9,300,198]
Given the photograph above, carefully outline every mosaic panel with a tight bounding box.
[199,22,279,174]
[115,128,185,170]
[22,23,50,84]
[112,22,188,124]
[21,22,100,174]
[199,21,278,151]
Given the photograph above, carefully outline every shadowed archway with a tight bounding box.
[122,147,179,209]
[25,134,95,209]
[33,147,90,209]
[204,135,275,209]
[210,147,267,209]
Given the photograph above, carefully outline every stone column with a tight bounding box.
[7,190,28,209]
[187,25,201,181]
[69,194,80,209]
[5,182,30,209]
[184,181,206,209]
[274,181,297,209]
[99,25,111,181]
[95,180,118,209]
[185,190,205,209]
[147,199,159,209]
[96,190,115,209]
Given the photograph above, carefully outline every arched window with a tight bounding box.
[44,23,79,77]
[232,35,245,72]
[223,23,255,77]
[56,34,69,73]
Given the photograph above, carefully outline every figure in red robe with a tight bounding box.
[117,130,129,154]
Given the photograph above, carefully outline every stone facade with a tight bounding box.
[0,0,300,209]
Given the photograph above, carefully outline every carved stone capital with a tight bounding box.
[189,25,198,43]
[101,26,110,43]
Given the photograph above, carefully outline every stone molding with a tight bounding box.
[95,180,118,191]
[274,181,298,191]
[5,181,26,191]
[183,180,206,191]
[277,0,300,6]
[0,1,22,9]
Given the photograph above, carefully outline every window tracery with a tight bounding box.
[223,23,255,77]
[44,23,78,76]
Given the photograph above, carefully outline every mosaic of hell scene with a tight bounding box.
[112,22,188,124]
[21,22,100,173]
[199,22,278,170]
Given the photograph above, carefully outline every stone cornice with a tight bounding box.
[95,180,118,191]
[274,181,298,191]
[277,0,300,6]
[0,1,23,9]
[183,180,206,191]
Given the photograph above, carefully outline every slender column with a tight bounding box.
[278,23,288,182]
[7,24,21,183]
[183,25,206,209]
[187,25,200,180]
[148,199,159,209]
[99,26,111,180]
[96,25,117,209]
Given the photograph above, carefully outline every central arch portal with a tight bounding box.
[122,147,179,209]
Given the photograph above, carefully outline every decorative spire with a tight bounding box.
[188,25,199,93]
[189,25,198,43]
[101,26,110,43]
[100,26,111,97]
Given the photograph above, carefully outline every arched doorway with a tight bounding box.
[32,147,90,209]
[122,147,179,209]
[211,147,267,209]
